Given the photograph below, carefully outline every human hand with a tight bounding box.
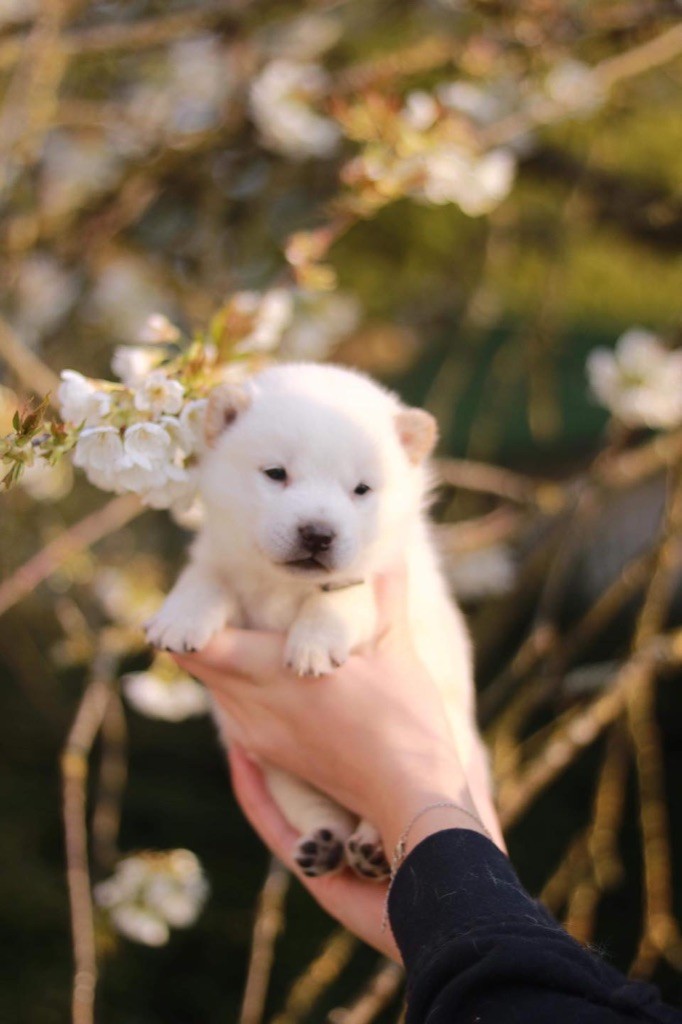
[174,569,503,858]
[227,742,400,960]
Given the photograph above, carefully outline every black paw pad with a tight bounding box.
[294,828,344,877]
[346,834,390,880]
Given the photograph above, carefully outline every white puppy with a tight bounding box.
[146,363,490,878]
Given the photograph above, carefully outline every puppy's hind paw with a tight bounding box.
[294,827,345,877]
[346,823,390,881]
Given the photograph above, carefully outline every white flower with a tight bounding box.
[235,287,295,354]
[140,470,195,511]
[436,81,508,124]
[110,905,170,946]
[94,849,208,947]
[419,146,516,216]
[58,370,112,426]
[94,567,162,627]
[402,90,439,131]
[145,850,209,927]
[167,36,234,134]
[16,254,78,336]
[158,413,186,450]
[117,422,194,507]
[448,544,517,601]
[116,461,163,496]
[178,400,208,454]
[545,60,603,113]
[346,150,421,196]
[123,668,210,722]
[20,458,73,501]
[133,371,185,416]
[249,60,341,160]
[127,35,234,142]
[279,290,361,360]
[89,256,173,343]
[41,131,122,218]
[587,329,682,429]
[138,313,181,345]
[111,345,164,385]
[123,422,174,472]
[73,427,126,489]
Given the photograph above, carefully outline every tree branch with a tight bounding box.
[61,652,117,1024]
[0,494,143,619]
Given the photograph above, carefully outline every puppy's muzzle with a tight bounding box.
[298,523,336,555]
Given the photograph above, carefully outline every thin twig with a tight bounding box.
[437,506,525,555]
[539,830,590,916]
[481,22,682,150]
[497,651,659,830]
[336,37,458,93]
[598,430,682,489]
[91,689,128,872]
[589,725,630,892]
[626,470,682,975]
[0,0,246,70]
[0,493,143,619]
[595,21,682,90]
[0,314,60,400]
[239,857,291,1024]
[328,960,404,1024]
[436,457,563,510]
[270,929,358,1024]
[0,0,73,191]
[562,727,631,943]
[61,652,117,1024]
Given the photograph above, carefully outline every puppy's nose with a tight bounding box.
[299,523,336,554]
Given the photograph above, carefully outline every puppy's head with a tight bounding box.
[199,365,437,581]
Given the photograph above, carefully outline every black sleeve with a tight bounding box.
[388,829,682,1024]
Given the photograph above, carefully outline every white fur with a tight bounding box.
[146,364,491,875]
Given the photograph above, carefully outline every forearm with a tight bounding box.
[388,830,680,1024]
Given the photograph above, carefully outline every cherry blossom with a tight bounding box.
[94,849,209,946]
[587,329,682,430]
[123,662,210,722]
[58,370,112,426]
[133,371,185,416]
[249,60,341,160]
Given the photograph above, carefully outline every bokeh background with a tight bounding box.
[1,1,681,1022]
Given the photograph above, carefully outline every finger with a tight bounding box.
[172,627,285,682]
[229,747,400,959]
[374,562,410,640]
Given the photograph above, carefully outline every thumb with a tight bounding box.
[374,562,410,641]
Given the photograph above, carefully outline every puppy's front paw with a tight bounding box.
[346,821,390,880]
[145,599,227,653]
[294,827,345,877]
[284,622,349,677]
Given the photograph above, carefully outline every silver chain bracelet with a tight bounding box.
[381,801,492,932]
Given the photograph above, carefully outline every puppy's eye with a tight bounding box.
[263,467,287,483]
[354,482,371,496]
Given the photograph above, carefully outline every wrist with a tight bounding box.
[393,803,492,862]
[376,777,483,858]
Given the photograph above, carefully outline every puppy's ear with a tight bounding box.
[395,408,438,464]
[205,384,251,446]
